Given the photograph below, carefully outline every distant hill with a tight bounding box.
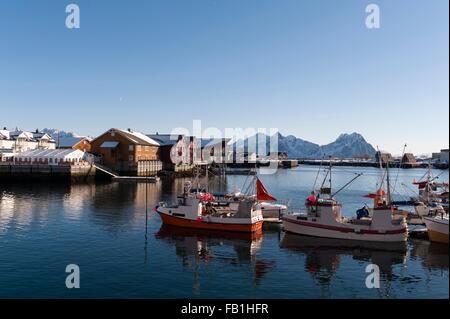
[233,132,376,159]
[41,128,84,140]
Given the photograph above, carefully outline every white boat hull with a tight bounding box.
[423,216,449,244]
[282,217,407,243]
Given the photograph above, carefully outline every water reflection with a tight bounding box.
[0,181,72,232]
[410,239,449,271]
[280,233,407,294]
[155,224,275,292]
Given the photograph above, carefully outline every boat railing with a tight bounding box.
[159,201,179,208]
[285,208,309,216]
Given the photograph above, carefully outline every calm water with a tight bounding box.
[0,166,448,298]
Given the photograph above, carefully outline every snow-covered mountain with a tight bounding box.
[233,132,376,159]
[319,133,376,158]
[41,128,83,140]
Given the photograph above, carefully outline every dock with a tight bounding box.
[112,176,160,182]
[92,163,160,182]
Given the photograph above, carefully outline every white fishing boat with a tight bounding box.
[423,214,449,244]
[258,201,288,219]
[414,202,446,217]
[155,181,264,233]
[282,163,408,243]
[410,165,449,216]
[282,198,408,242]
[220,176,287,221]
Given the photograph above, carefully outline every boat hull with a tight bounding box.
[261,208,285,219]
[424,217,449,244]
[157,211,263,233]
[282,217,407,243]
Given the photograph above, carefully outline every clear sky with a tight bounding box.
[0,0,448,155]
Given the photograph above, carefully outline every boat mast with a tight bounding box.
[329,156,332,199]
[386,161,391,206]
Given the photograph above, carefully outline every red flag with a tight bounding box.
[256,178,277,201]
[413,181,428,189]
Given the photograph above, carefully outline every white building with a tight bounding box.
[0,129,15,150]
[14,149,92,165]
[0,128,56,155]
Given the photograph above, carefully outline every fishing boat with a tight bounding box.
[423,213,449,244]
[413,202,446,217]
[155,181,264,233]
[219,176,287,221]
[258,201,288,219]
[411,165,449,216]
[282,163,408,242]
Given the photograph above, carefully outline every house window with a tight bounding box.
[129,145,134,151]
[145,146,149,152]
[152,147,156,153]
[129,155,134,161]
[137,145,141,152]
[111,132,115,137]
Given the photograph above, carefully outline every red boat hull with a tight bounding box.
[157,212,263,233]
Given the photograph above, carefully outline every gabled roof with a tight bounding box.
[0,130,10,139]
[91,128,160,146]
[147,134,183,146]
[9,130,34,140]
[33,132,55,142]
[58,137,89,148]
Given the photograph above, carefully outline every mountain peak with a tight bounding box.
[234,132,376,159]
[336,132,365,141]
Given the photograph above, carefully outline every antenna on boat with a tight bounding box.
[386,159,392,206]
[312,155,324,191]
[329,156,332,198]
[392,143,407,195]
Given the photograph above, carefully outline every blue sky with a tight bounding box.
[0,0,448,155]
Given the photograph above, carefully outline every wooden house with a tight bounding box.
[90,128,160,172]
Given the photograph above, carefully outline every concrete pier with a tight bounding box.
[0,164,97,181]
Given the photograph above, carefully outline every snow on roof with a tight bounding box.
[125,130,160,146]
[0,130,10,139]
[58,137,85,148]
[10,131,34,140]
[112,128,160,146]
[15,149,85,159]
[33,132,55,141]
[147,134,182,146]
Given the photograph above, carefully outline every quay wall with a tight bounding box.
[0,164,97,181]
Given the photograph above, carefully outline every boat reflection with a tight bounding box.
[280,233,407,287]
[409,239,449,271]
[155,224,275,291]
[156,224,263,262]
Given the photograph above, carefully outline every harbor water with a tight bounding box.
[0,166,448,298]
